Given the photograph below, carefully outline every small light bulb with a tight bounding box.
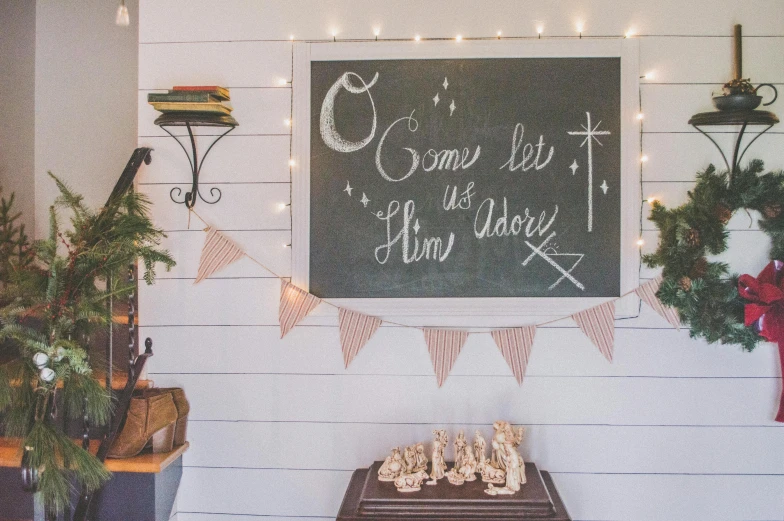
[283,243,289,248]
[289,159,296,167]
[284,118,291,126]
[640,155,649,163]
[636,238,645,246]
[373,27,381,37]
[636,113,644,120]
[647,196,657,204]
[278,203,287,210]
[278,78,288,86]
[414,34,421,42]
[625,28,635,38]
[497,30,503,37]
[576,22,584,33]
[536,25,544,35]
[644,71,655,80]
[456,34,463,42]
[290,34,295,41]
[115,1,130,26]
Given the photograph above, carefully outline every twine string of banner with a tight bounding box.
[186,207,680,386]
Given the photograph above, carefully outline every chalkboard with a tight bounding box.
[293,42,639,308]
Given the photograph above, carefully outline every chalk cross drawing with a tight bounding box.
[433,93,440,106]
[600,180,609,194]
[569,160,579,175]
[344,181,353,196]
[360,193,370,207]
[568,112,611,232]
[521,232,585,291]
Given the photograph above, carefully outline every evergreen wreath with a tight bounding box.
[643,159,784,351]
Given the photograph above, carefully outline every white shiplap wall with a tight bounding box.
[136,2,784,520]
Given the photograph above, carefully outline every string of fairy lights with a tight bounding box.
[273,23,659,251]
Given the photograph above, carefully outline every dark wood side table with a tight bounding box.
[337,461,571,521]
[0,438,188,521]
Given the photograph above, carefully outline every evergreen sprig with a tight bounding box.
[0,173,175,515]
[643,160,784,352]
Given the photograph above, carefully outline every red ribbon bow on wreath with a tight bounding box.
[738,260,784,422]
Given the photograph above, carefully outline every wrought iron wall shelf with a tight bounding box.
[154,112,239,209]
[688,109,778,174]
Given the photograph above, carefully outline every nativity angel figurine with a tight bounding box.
[484,421,526,495]
[378,447,404,482]
[426,429,448,485]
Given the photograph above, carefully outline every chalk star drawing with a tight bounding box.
[433,93,440,106]
[449,100,456,116]
[443,77,449,90]
[521,232,585,291]
[344,181,353,196]
[360,193,370,207]
[600,180,609,194]
[570,159,579,175]
[413,219,420,234]
[568,112,611,232]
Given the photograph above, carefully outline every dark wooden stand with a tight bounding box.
[337,462,571,521]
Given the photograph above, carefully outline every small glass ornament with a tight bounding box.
[32,352,49,369]
[39,368,56,383]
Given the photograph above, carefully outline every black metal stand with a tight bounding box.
[154,112,238,209]
[688,110,779,175]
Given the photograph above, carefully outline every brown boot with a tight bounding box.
[139,388,190,446]
[108,392,178,458]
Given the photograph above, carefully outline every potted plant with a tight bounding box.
[0,174,175,518]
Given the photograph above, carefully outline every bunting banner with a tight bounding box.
[635,276,681,329]
[279,280,322,338]
[572,300,616,362]
[194,227,246,284]
[491,326,536,386]
[338,308,382,368]
[423,328,469,387]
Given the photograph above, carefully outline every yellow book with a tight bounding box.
[149,101,233,114]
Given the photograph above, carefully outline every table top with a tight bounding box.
[0,438,188,474]
[689,109,779,126]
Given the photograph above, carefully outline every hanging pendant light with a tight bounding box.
[115,0,130,26]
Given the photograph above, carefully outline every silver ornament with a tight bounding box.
[39,368,56,383]
[32,352,49,369]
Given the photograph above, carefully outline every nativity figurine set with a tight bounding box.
[377,421,526,495]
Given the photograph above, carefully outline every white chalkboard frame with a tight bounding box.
[292,39,640,320]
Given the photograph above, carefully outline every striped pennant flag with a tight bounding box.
[338,308,382,368]
[572,301,615,362]
[423,328,468,387]
[279,280,322,338]
[195,227,246,284]
[491,326,536,386]
[635,276,681,330]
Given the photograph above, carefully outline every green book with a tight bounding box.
[147,92,222,103]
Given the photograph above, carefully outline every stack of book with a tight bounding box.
[148,86,237,126]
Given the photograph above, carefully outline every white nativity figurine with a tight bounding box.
[378,447,404,482]
[414,442,428,472]
[403,445,418,473]
[474,430,488,472]
[394,469,429,493]
[426,429,448,485]
[450,431,477,483]
[485,421,527,496]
